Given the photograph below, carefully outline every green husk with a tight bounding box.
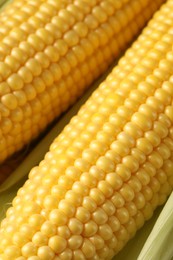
[138,192,173,260]
[0,0,11,9]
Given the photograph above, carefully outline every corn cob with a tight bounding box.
[0,0,165,164]
[1,0,173,259]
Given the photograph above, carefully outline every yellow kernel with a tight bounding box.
[96,156,115,172]
[0,62,11,79]
[64,30,79,47]
[21,242,37,257]
[90,188,105,205]
[18,67,33,83]
[49,236,67,254]
[148,151,163,169]
[111,192,125,208]
[72,249,85,260]
[35,53,50,69]
[74,22,88,38]
[68,235,83,250]
[122,155,139,172]
[92,208,108,225]
[98,180,113,197]
[58,200,75,217]
[55,226,70,240]
[32,232,48,247]
[45,46,60,62]
[136,137,153,155]
[83,220,98,237]
[81,239,96,258]
[89,235,105,250]
[1,93,18,110]
[41,221,56,237]
[28,34,45,51]
[165,106,173,122]
[37,246,55,260]
[26,59,42,76]
[75,207,90,223]
[98,224,113,240]
[49,209,67,226]
[68,218,83,235]
[131,112,152,131]
[4,246,21,258]
[111,140,130,157]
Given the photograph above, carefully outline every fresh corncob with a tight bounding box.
[0,0,165,163]
[1,0,173,259]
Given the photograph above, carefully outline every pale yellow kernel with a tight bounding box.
[68,218,83,235]
[65,190,82,206]
[20,224,35,239]
[111,192,125,208]
[57,226,71,239]
[72,182,89,197]
[0,82,10,95]
[36,28,54,45]
[165,106,173,122]
[64,30,79,47]
[58,200,75,217]
[21,242,37,257]
[0,62,11,79]
[83,220,98,237]
[90,188,105,205]
[134,192,146,209]
[150,177,161,193]
[142,203,153,220]
[132,112,152,131]
[12,232,29,247]
[98,180,113,197]
[4,245,21,258]
[7,73,24,90]
[92,208,108,225]
[37,246,55,260]
[81,38,94,56]
[89,166,105,181]
[96,156,115,172]
[26,58,42,76]
[49,209,67,225]
[84,14,99,30]
[32,232,48,247]
[111,140,130,157]
[41,221,56,237]
[81,238,96,258]
[68,235,83,250]
[1,118,12,134]
[75,207,90,223]
[72,249,85,260]
[49,236,67,254]
[45,46,59,62]
[28,257,40,260]
[89,235,105,250]
[136,137,153,155]
[1,93,18,110]
[148,151,163,169]
[29,214,45,229]
[98,224,113,240]
[18,67,33,83]
[101,200,115,217]
[74,22,88,38]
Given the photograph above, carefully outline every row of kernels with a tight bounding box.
[49,2,160,148]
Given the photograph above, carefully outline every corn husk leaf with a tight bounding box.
[137,192,173,260]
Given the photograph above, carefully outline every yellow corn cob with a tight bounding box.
[0,0,165,163]
[1,0,173,259]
